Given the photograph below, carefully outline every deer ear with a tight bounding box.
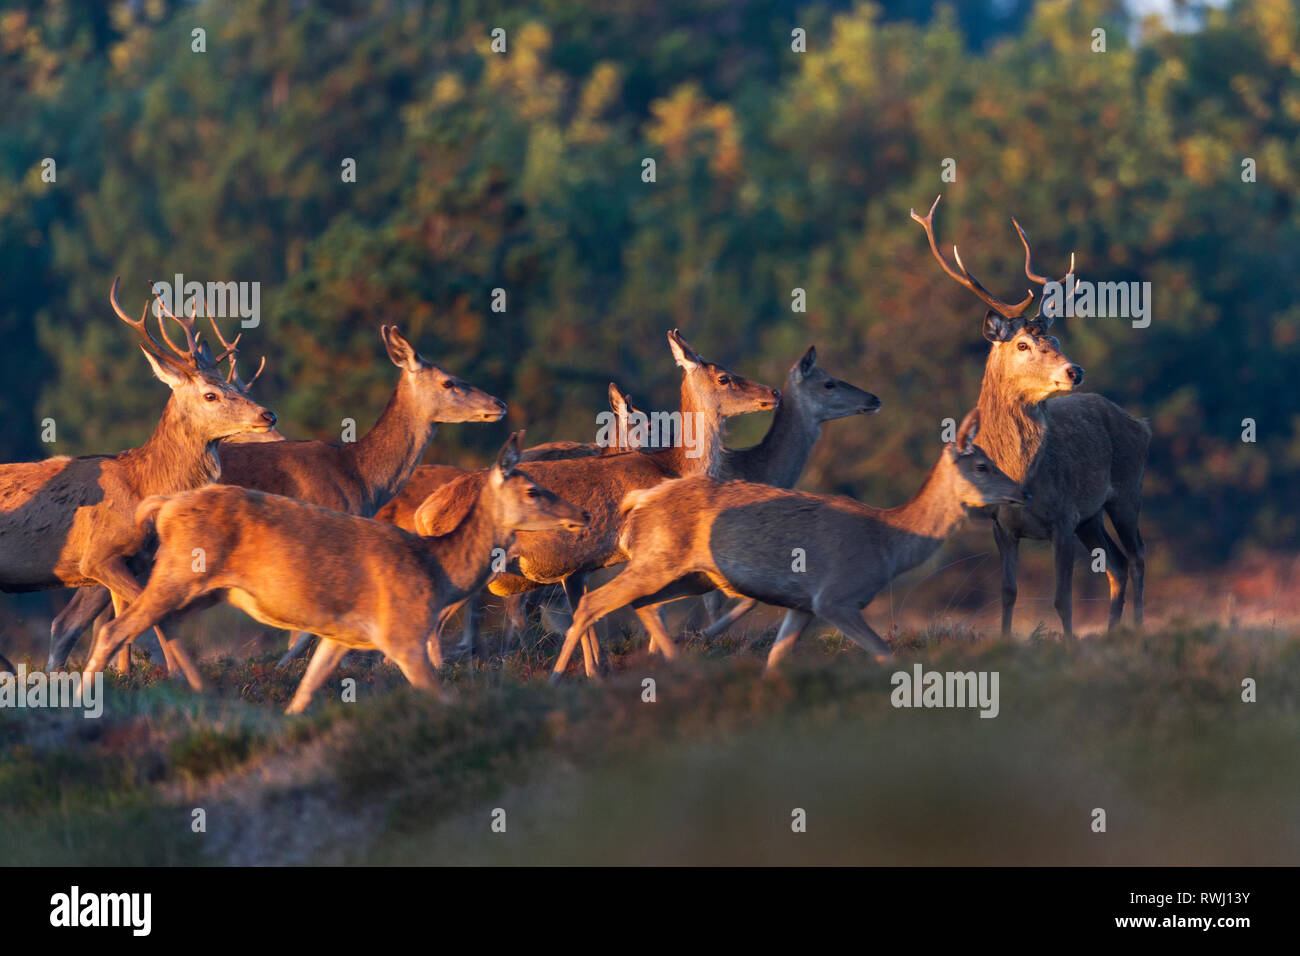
[983,311,1017,343]
[667,330,703,370]
[140,346,189,389]
[955,408,980,453]
[381,326,423,372]
[607,382,628,416]
[494,430,524,481]
[795,345,817,381]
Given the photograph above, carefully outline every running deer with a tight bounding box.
[46,309,284,673]
[415,330,781,674]
[0,278,276,687]
[361,382,649,661]
[83,433,586,712]
[47,318,506,672]
[553,409,1025,676]
[698,346,881,637]
[910,196,1150,638]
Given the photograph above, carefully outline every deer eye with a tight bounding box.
[1016,341,1029,351]
[824,381,835,389]
[204,392,218,402]
[442,380,455,389]
[976,463,988,472]
[526,487,540,498]
[717,375,730,385]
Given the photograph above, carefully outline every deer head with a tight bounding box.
[910,196,1084,404]
[945,409,1028,508]
[380,325,507,424]
[486,432,590,533]
[111,277,277,440]
[786,345,881,421]
[667,329,781,415]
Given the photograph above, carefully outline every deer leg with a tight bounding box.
[1051,527,1077,639]
[552,567,680,681]
[388,634,442,697]
[561,573,602,678]
[48,586,111,670]
[813,600,893,661]
[285,639,350,715]
[278,632,315,668]
[701,596,758,640]
[1076,514,1127,632]
[993,522,1020,638]
[84,582,194,682]
[633,605,678,660]
[1105,501,1146,628]
[453,590,484,656]
[90,558,205,687]
[763,609,814,671]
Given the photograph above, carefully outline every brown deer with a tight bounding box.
[415,330,781,674]
[83,433,587,713]
[0,278,276,687]
[553,409,1025,676]
[910,196,1149,638]
[45,310,283,672]
[697,346,881,637]
[46,317,507,672]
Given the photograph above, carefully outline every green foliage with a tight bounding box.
[0,0,1293,563]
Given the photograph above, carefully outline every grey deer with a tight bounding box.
[553,408,1024,676]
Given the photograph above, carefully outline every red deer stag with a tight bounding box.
[910,196,1149,638]
[0,279,276,687]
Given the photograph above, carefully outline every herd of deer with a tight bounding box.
[0,198,1150,713]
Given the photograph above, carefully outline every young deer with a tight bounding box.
[0,279,276,688]
[416,330,781,674]
[553,409,1025,677]
[49,321,506,671]
[911,196,1150,638]
[83,433,588,713]
[365,382,648,660]
[699,345,881,637]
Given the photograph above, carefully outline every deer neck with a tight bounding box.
[120,398,224,494]
[653,380,725,477]
[346,376,437,514]
[975,361,1047,483]
[877,456,970,574]
[420,483,503,597]
[727,388,818,488]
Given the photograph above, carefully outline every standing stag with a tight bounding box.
[910,196,1149,638]
[0,279,277,687]
[553,409,1025,676]
[83,433,588,713]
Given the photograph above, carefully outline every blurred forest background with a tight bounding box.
[1,0,1296,579]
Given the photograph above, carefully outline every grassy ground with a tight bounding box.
[2,617,1298,865]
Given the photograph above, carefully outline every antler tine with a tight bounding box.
[910,196,1035,319]
[195,290,243,363]
[150,281,201,360]
[110,276,177,363]
[1012,218,1075,287]
[225,354,266,396]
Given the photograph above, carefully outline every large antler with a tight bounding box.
[1011,219,1075,329]
[910,196,1035,320]
[109,276,192,373]
[149,283,209,365]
